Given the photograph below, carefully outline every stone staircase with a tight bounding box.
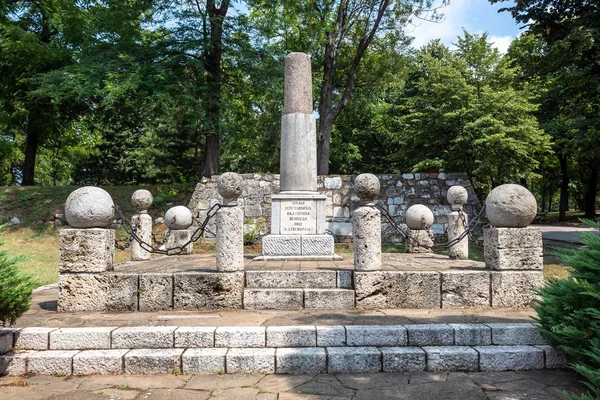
[243,270,355,309]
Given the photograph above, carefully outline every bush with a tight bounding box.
[0,246,38,326]
[533,219,600,399]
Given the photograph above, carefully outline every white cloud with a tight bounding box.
[407,0,470,49]
[488,35,513,54]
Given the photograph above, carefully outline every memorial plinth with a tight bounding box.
[257,52,340,260]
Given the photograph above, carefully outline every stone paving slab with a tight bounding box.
[0,370,591,399]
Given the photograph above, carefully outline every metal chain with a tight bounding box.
[374,203,487,250]
[114,203,233,256]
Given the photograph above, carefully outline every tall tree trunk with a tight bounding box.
[541,179,546,212]
[558,152,569,221]
[200,0,229,178]
[22,113,40,186]
[584,164,598,218]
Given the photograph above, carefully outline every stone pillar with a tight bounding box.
[446,186,469,260]
[353,174,381,271]
[164,205,193,255]
[216,172,244,272]
[405,204,434,253]
[130,189,153,261]
[280,52,317,192]
[483,184,543,307]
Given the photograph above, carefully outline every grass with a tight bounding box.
[534,209,600,226]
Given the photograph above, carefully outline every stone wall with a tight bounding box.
[188,173,481,242]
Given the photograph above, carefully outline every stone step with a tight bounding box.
[245,270,353,289]
[0,344,565,376]
[243,288,355,309]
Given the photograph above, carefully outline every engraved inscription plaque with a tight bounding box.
[280,199,317,234]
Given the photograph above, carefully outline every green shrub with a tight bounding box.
[533,219,600,399]
[0,246,38,326]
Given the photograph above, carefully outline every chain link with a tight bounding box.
[114,203,234,255]
[374,203,487,250]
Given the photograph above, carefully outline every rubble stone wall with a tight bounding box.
[188,173,481,242]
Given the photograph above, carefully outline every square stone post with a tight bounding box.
[59,228,115,273]
[130,190,154,261]
[216,172,245,272]
[446,186,470,260]
[352,174,381,271]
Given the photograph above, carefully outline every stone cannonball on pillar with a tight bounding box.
[65,186,115,228]
[165,206,193,230]
[131,189,153,213]
[405,204,434,230]
[217,172,243,200]
[485,184,537,228]
[446,186,469,210]
[354,173,380,203]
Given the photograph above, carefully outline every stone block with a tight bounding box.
[276,348,326,374]
[215,327,266,348]
[59,228,115,273]
[175,327,215,348]
[174,272,244,309]
[0,351,35,375]
[302,235,335,256]
[216,206,244,272]
[182,348,227,374]
[406,230,434,253]
[441,271,490,308]
[73,349,128,375]
[245,271,336,288]
[262,235,301,256]
[226,348,275,374]
[406,324,454,346]
[58,273,138,312]
[112,326,176,349]
[124,349,184,374]
[243,289,304,310]
[0,330,13,354]
[165,229,193,255]
[14,327,56,350]
[449,324,491,346]
[354,271,441,308]
[28,350,79,375]
[485,247,543,270]
[536,345,569,369]
[484,227,542,249]
[346,325,407,346]
[381,347,426,372]
[476,346,544,371]
[327,347,381,373]
[353,206,381,271]
[423,346,478,372]
[316,326,346,347]
[486,323,546,345]
[304,289,355,309]
[266,326,316,347]
[337,271,353,289]
[139,273,173,311]
[130,213,152,261]
[50,327,115,350]
[491,271,544,307]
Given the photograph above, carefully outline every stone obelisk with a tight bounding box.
[258,52,340,260]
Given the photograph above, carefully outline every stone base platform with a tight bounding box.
[57,254,544,312]
[0,323,567,376]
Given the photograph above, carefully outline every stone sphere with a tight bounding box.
[446,186,469,206]
[405,204,435,230]
[485,184,537,227]
[65,186,115,228]
[164,206,193,230]
[131,189,153,212]
[354,173,380,201]
[217,172,243,199]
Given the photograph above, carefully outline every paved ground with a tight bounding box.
[0,370,589,399]
[537,224,598,245]
[17,284,536,328]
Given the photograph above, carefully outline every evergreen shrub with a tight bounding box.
[533,220,600,399]
[0,245,38,326]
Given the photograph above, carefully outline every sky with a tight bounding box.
[407,0,526,53]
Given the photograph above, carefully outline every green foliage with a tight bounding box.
[0,245,38,326]
[533,219,600,399]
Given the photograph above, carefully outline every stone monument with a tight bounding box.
[446,185,469,260]
[258,52,340,260]
[130,189,153,261]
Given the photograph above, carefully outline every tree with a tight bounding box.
[391,32,551,193]
[492,0,600,217]
[248,0,446,175]
[0,246,37,326]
